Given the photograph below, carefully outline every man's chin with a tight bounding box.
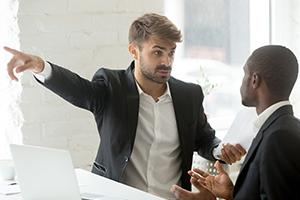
[150,75,170,84]
[241,100,255,107]
[241,101,249,107]
[158,76,170,83]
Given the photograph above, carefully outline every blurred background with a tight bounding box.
[1,0,300,176]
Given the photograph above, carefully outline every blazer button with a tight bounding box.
[124,156,129,162]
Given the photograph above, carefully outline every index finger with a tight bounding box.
[192,168,210,178]
[4,46,22,56]
[188,170,201,179]
[4,46,31,63]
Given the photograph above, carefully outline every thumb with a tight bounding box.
[214,161,226,174]
[170,185,192,200]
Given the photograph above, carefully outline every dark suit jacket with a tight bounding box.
[233,105,300,199]
[39,61,220,190]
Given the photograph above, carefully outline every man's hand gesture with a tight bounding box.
[4,47,44,81]
[189,161,234,200]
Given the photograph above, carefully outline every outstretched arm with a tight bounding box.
[4,46,107,113]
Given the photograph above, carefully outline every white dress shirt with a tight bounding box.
[35,62,182,199]
[122,82,181,199]
[34,61,52,82]
[253,101,290,134]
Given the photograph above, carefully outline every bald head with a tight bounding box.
[246,45,298,99]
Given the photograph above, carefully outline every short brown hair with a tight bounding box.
[128,13,182,44]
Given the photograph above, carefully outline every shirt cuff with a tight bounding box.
[213,144,222,160]
[33,61,52,83]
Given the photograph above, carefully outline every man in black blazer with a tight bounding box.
[5,13,245,199]
[182,45,300,200]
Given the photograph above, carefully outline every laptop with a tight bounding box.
[10,144,103,200]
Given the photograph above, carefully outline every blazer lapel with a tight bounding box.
[124,62,139,148]
[168,78,193,157]
[235,105,293,192]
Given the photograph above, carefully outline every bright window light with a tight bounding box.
[164,0,272,139]
[0,0,22,160]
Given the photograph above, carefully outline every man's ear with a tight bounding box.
[128,43,139,60]
[252,72,261,89]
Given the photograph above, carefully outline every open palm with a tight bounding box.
[189,161,234,200]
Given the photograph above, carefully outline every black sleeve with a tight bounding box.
[37,62,108,114]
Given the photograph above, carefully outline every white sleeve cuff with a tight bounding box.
[33,61,52,83]
[213,144,222,160]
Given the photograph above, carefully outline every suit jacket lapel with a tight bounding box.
[235,105,293,192]
[124,62,139,148]
[168,78,193,157]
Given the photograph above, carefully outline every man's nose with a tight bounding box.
[161,55,172,66]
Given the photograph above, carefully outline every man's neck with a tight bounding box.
[256,97,289,115]
[134,71,167,101]
[136,78,167,101]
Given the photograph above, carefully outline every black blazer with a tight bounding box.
[234,105,300,199]
[40,61,220,190]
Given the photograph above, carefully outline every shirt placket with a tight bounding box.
[147,99,160,193]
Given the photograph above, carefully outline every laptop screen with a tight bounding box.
[10,144,81,200]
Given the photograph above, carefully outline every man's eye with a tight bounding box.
[154,51,162,56]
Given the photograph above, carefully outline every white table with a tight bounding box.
[0,169,164,200]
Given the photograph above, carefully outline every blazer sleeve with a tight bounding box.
[37,62,109,114]
[194,85,221,161]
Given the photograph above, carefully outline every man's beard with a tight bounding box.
[140,57,172,84]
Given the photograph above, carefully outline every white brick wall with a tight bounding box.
[18,0,164,169]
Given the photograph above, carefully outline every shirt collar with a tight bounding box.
[253,100,290,133]
[135,80,172,100]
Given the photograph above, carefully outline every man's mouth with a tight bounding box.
[157,69,171,76]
